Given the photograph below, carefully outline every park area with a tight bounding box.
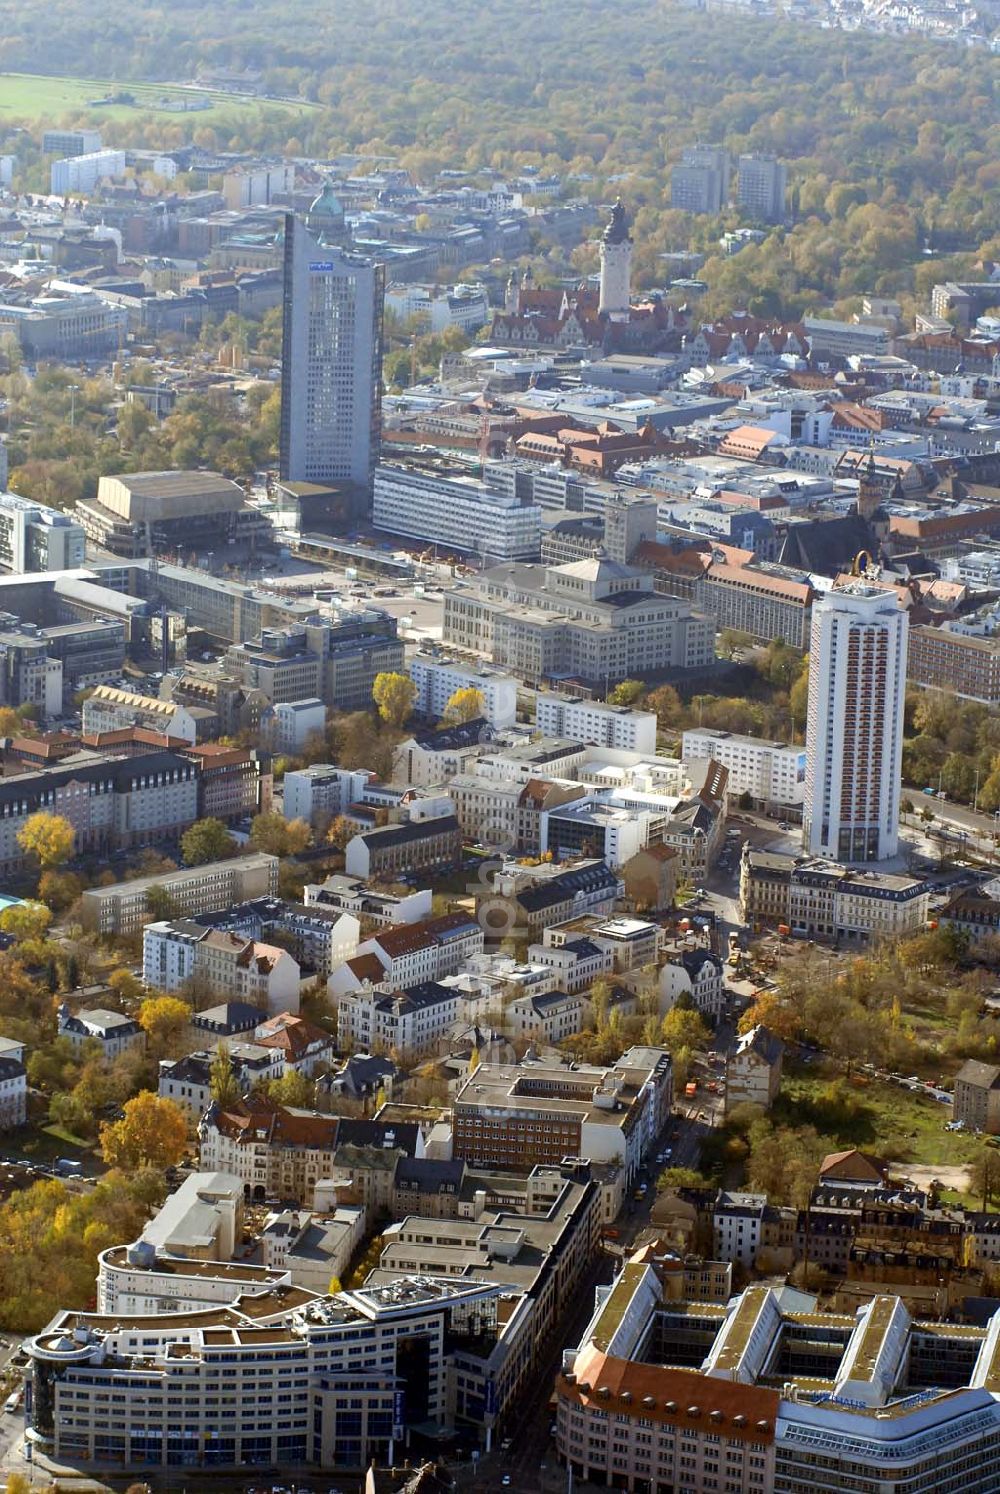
[0,72,320,124]
[693,1058,989,1211]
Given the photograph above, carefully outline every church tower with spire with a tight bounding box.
[505,270,519,314]
[599,197,633,319]
[858,446,882,523]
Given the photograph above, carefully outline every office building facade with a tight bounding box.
[0,493,85,574]
[682,728,805,808]
[443,558,714,689]
[279,214,384,489]
[536,694,658,754]
[736,152,787,224]
[556,1256,1000,1494]
[42,128,102,157]
[80,854,280,935]
[27,1277,503,1472]
[669,144,731,214]
[409,653,518,728]
[803,585,908,863]
[372,464,542,563]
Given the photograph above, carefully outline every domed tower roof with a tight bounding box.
[308,181,344,224]
[603,196,632,245]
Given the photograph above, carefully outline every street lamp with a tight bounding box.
[68,383,79,429]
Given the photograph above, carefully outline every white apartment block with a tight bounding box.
[713,1191,767,1269]
[329,915,485,1000]
[336,982,464,1059]
[50,148,126,195]
[57,1006,145,1060]
[283,765,372,826]
[659,948,725,1020]
[142,922,301,1015]
[304,874,432,930]
[0,491,85,573]
[373,463,542,563]
[0,1054,26,1128]
[259,1204,366,1294]
[506,991,587,1044]
[527,936,614,994]
[683,727,806,807]
[384,281,490,334]
[803,316,890,360]
[803,585,908,863]
[535,693,657,754]
[263,697,326,754]
[409,653,518,728]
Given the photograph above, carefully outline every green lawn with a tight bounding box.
[0,72,321,124]
[41,1123,91,1150]
[777,1063,982,1170]
[2,1123,102,1173]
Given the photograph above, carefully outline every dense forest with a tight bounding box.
[1,1,999,313]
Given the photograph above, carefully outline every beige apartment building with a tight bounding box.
[80,853,280,934]
[908,622,1000,706]
[739,850,929,942]
[696,560,814,649]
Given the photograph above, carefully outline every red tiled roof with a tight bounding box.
[212,1094,338,1149]
[345,952,387,983]
[562,1344,779,1443]
[706,562,812,603]
[717,425,780,459]
[634,540,710,575]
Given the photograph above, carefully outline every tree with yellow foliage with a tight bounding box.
[16,809,74,868]
[0,900,52,943]
[99,1091,188,1172]
[372,671,416,729]
[108,967,144,1004]
[326,814,352,849]
[737,990,801,1043]
[138,995,192,1055]
[180,816,236,867]
[37,868,84,912]
[249,810,311,857]
[442,686,485,725]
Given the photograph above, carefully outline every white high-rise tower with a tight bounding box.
[279,214,384,491]
[598,198,632,319]
[802,584,908,864]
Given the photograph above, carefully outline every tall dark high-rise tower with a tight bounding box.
[279,214,384,490]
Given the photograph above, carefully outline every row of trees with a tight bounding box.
[738,927,993,1076]
[0,1166,167,1333]
[3,361,281,509]
[901,690,1000,811]
[609,639,811,746]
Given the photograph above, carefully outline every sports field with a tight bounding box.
[0,72,320,124]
